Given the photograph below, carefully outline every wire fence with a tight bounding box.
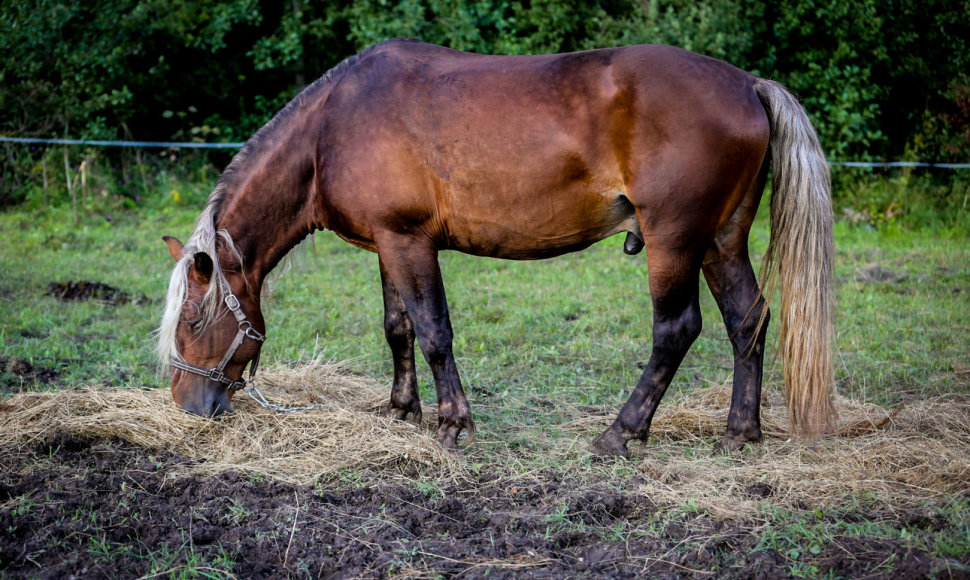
[0,136,244,149]
[2,135,968,168]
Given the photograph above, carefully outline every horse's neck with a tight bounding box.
[217,144,322,285]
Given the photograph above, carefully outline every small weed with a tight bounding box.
[210,545,237,573]
[546,503,571,524]
[225,504,253,526]
[933,524,970,560]
[87,533,131,562]
[679,497,702,515]
[415,481,442,499]
[11,496,37,518]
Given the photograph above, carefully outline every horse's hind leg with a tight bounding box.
[702,225,768,453]
[379,258,422,423]
[592,247,704,458]
[376,234,475,450]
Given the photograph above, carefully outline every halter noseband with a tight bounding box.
[170,287,266,392]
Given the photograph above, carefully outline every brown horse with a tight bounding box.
[159,39,836,457]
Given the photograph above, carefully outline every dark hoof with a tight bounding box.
[591,429,630,458]
[713,430,763,454]
[436,416,476,452]
[435,427,462,453]
[383,403,423,424]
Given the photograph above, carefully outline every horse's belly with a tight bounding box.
[442,188,638,259]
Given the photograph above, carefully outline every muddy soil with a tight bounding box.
[45,280,150,305]
[0,357,60,392]
[0,436,957,579]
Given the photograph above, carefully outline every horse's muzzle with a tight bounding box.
[178,388,234,417]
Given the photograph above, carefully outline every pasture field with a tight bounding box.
[1,183,969,578]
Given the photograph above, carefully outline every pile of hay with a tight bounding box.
[628,385,970,516]
[0,361,462,485]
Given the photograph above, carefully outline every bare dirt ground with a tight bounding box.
[1,434,956,579]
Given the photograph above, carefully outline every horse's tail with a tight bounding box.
[754,79,837,438]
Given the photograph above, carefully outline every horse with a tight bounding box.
[159,38,836,457]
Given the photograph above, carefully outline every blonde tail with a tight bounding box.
[755,79,837,438]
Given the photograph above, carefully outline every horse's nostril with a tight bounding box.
[180,402,206,416]
[209,398,233,416]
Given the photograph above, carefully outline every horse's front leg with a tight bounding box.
[379,258,422,423]
[376,235,476,450]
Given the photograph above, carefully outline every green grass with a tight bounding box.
[832,223,970,401]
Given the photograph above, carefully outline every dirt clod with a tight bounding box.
[45,280,149,305]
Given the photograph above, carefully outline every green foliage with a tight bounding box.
[877,0,970,163]
[0,0,263,139]
[581,0,761,66]
[832,169,970,233]
[752,0,888,159]
[1,0,967,207]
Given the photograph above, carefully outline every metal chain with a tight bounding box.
[244,382,334,413]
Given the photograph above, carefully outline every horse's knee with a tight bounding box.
[416,327,454,367]
[684,305,703,344]
[384,310,413,344]
[656,301,703,353]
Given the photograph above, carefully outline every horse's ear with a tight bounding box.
[192,252,214,284]
[163,236,185,262]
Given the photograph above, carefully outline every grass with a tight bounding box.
[1,173,969,577]
[1,180,967,409]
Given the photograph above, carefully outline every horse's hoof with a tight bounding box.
[383,404,422,424]
[382,406,404,420]
[713,438,745,454]
[714,430,763,454]
[590,429,630,458]
[435,414,475,451]
[435,428,463,454]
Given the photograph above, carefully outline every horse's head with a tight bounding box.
[161,235,265,417]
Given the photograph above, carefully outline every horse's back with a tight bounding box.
[319,40,769,257]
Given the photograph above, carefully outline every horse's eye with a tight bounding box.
[183,302,203,331]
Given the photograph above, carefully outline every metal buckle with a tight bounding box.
[224,293,241,311]
[207,368,228,384]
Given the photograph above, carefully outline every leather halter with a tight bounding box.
[170,287,265,391]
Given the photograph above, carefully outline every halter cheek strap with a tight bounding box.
[170,290,266,391]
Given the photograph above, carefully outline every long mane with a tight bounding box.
[156,40,399,369]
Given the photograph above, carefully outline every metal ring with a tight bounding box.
[240,322,266,342]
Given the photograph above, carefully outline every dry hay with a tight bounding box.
[1,362,968,518]
[561,382,970,518]
[0,361,461,485]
